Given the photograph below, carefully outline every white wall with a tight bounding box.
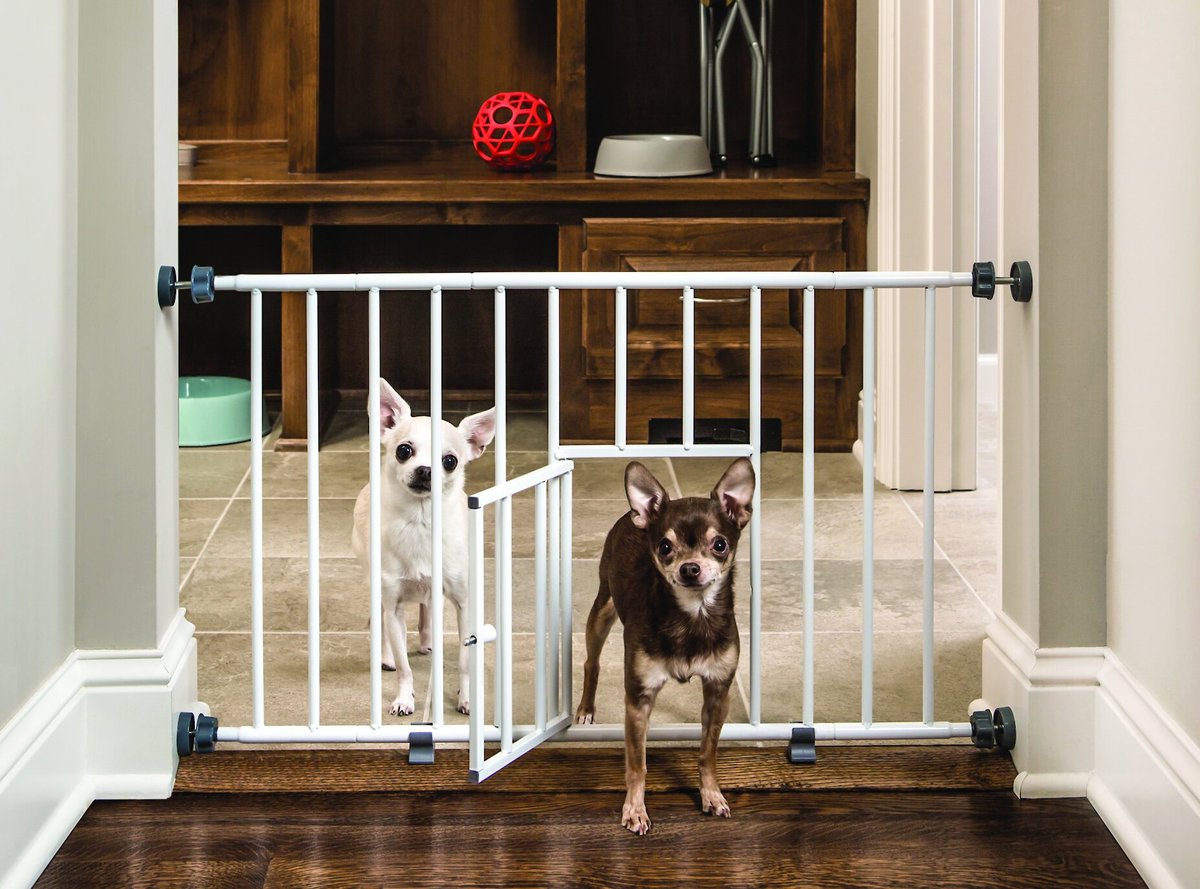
[1108,0,1200,744]
[0,2,78,727]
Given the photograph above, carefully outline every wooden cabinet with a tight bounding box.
[178,0,867,451]
[564,218,857,450]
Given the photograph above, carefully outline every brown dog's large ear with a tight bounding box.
[712,457,755,529]
[457,407,497,460]
[625,461,669,529]
[375,378,411,434]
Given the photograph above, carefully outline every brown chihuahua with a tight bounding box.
[575,457,755,835]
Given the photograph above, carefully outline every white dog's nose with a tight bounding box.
[408,465,432,492]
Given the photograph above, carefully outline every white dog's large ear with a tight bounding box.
[375,378,411,433]
[625,461,669,529]
[711,457,755,529]
[457,407,496,460]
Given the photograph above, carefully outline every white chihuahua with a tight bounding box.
[351,379,496,717]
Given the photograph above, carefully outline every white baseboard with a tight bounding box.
[1088,657,1200,889]
[983,613,1200,888]
[0,610,197,889]
[982,613,1106,797]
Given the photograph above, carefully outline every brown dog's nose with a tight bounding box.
[679,562,702,583]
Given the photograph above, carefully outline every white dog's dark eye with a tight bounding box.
[396,443,414,462]
[712,536,728,554]
[657,538,673,558]
[442,454,458,473]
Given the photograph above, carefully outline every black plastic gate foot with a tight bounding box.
[409,725,435,765]
[971,706,1017,752]
[176,711,219,756]
[788,725,817,764]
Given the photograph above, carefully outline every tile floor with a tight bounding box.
[180,403,998,741]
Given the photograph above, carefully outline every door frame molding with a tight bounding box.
[868,0,980,491]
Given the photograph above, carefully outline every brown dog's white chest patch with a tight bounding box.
[632,645,738,688]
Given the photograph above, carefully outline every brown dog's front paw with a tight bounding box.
[621,802,652,836]
[574,706,595,725]
[700,787,731,818]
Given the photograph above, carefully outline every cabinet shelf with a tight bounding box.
[180,144,868,207]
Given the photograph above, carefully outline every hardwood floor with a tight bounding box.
[37,747,1145,888]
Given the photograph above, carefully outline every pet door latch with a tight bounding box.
[464,624,497,647]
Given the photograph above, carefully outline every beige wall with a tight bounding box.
[0,2,79,726]
[1,0,178,729]
[75,0,179,648]
[1035,1,1109,647]
[1108,0,1200,743]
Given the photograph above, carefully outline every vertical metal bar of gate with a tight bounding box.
[862,287,876,727]
[615,286,627,449]
[306,288,320,729]
[494,286,507,733]
[499,495,513,753]
[534,482,547,730]
[748,285,763,725]
[682,286,695,449]
[802,285,815,726]
[560,470,573,714]
[922,285,937,724]
[250,288,265,729]
[430,286,445,728]
[547,288,561,715]
[468,507,486,771]
[368,288,382,729]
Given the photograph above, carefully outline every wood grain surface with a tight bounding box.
[39,786,1145,888]
[172,745,1017,795]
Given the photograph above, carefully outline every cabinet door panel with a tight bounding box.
[582,219,847,380]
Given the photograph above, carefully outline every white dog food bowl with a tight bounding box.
[593,134,713,178]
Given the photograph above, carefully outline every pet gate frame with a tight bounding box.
[166,260,1030,781]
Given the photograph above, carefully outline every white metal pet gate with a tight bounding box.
[164,260,1031,780]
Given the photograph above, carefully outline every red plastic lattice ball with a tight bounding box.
[471,92,556,171]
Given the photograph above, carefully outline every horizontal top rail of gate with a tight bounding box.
[209,270,976,293]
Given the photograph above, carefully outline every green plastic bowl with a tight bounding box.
[179,376,269,447]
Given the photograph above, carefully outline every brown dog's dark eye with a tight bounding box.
[712,536,728,554]
[442,454,458,473]
[396,443,414,462]
[657,538,673,558]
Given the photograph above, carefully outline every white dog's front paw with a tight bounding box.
[456,692,470,715]
[381,659,396,672]
[389,691,415,716]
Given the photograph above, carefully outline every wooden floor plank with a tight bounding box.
[38,790,1144,888]
[173,743,1018,794]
